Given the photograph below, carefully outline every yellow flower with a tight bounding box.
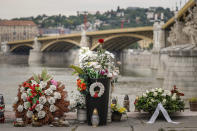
[111,104,115,109]
[118,107,126,113]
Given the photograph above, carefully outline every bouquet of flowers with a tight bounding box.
[111,103,127,114]
[71,39,119,80]
[134,86,184,113]
[13,69,70,124]
[69,91,86,110]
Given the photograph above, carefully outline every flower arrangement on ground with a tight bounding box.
[13,69,70,125]
[70,39,119,125]
[111,103,127,114]
[111,99,126,121]
[69,90,86,110]
[134,86,184,113]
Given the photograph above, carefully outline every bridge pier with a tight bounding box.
[28,37,43,66]
[151,21,165,70]
[0,42,10,54]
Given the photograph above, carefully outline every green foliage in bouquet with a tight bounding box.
[134,86,184,113]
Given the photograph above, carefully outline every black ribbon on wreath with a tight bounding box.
[86,78,110,126]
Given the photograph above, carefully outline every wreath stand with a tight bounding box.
[86,78,110,126]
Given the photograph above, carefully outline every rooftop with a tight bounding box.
[0,20,37,26]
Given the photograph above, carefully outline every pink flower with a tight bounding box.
[51,80,57,87]
[100,70,105,75]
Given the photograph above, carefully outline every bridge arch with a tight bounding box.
[91,34,153,51]
[41,39,81,52]
[10,44,33,54]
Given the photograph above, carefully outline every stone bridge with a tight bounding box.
[2,26,153,53]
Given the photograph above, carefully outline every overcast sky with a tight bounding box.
[0,0,187,19]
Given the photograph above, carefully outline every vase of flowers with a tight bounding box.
[134,86,185,114]
[111,100,126,122]
[70,39,119,125]
[69,91,87,123]
[77,108,87,123]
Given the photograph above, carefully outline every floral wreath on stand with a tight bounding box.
[89,82,105,98]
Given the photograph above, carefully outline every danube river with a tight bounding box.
[0,64,156,111]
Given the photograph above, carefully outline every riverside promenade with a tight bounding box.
[2,110,197,131]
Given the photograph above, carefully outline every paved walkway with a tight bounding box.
[2,110,197,131]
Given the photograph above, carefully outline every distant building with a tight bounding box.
[148,7,157,12]
[39,27,71,36]
[0,20,38,43]
[116,12,124,17]
[127,7,140,10]
[146,12,154,19]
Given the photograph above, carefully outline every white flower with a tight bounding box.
[31,80,37,85]
[162,93,166,97]
[54,92,61,100]
[35,104,43,112]
[162,99,166,104]
[39,96,47,105]
[151,89,155,92]
[38,110,46,119]
[105,51,115,59]
[143,93,147,97]
[27,89,32,94]
[48,97,56,105]
[107,73,113,78]
[158,88,163,93]
[94,64,101,69]
[17,105,23,112]
[26,110,33,118]
[50,85,56,91]
[24,102,30,110]
[49,105,57,112]
[13,97,18,104]
[153,92,158,97]
[172,93,177,100]
[151,99,155,102]
[39,81,47,89]
[45,88,53,96]
[146,90,149,94]
[165,90,171,96]
[21,93,27,101]
[20,87,25,93]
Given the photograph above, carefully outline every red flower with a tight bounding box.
[27,97,31,102]
[134,99,138,105]
[36,100,39,104]
[80,83,86,90]
[22,82,30,88]
[178,93,184,96]
[77,79,81,87]
[32,104,37,109]
[98,39,104,44]
[29,107,33,111]
[94,92,98,98]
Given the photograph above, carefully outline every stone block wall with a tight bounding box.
[121,50,153,77]
[161,45,197,107]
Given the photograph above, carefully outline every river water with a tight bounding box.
[0,64,156,112]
